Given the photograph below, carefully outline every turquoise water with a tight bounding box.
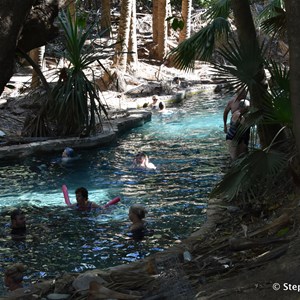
[0,89,228,294]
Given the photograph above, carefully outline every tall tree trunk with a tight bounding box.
[127,0,138,74]
[179,0,192,43]
[156,0,168,61]
[231,0,281,148]
[152,0,159,44]
[286,0,300,155]
[113,0,132,73]
[0,0,35,95]
[101,0,111,37]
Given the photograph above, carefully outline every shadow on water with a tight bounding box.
[0,91,230,294]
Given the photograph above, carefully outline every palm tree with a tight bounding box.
[113,0,133,72]
[24,9,109,137]
[156,0,168,61]
[101,0,111,37]
[230,0,284,148]
[127,0,138,73]
[152,0,159,45]
[169,0,297,202]
[179,0,192,43]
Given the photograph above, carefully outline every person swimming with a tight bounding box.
[71,187,104,211]
[10,209,26,240]
[62,147,74,159]
[61,147,77,164]
[128,205,148,241]
[132,152,156,170]
[49,147,79,167]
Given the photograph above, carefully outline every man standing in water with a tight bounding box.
[226,99,251,160]
[223,88,248,134]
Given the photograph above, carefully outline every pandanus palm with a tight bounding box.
[24,9,110,137]
[48,10,108,137]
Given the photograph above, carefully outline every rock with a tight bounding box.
[87,281,142,300]
[72,273,107,291]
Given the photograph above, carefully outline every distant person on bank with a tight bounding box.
[150,95,160,110]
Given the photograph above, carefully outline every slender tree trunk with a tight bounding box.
[231,0,281,148]
[113,0,132,72]
[156,0,168,61]
[179,0,192,43]
[101,0,111,37]
[167,1,172,37]
[30,46,45,88]
[127,0,138,74]
[285,0,300,155]
[152,0,159,44]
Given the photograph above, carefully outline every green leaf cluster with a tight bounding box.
[47,9,108,136]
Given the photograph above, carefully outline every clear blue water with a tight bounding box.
[0,89,228,294]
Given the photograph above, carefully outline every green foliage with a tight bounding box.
[212,39,266,90]
[262,60,291,126]
[47,9,108,136]
[257,0,286,38]
[166,16,185,31]
[195,0,215,9]
[210,149,288,201]
[168,0,294,205]
[170,17,231,71]
[276,227,289,237]
[203,0,231,20]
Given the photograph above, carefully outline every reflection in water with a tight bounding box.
[0,90,229,294]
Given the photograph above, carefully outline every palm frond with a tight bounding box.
[257,0,286,37]
[257,0,285,21]
[210,149,288,201]
[203,0,231,21]
[42,7,111,137]
[170,17,231,71]
[217,39,265,83]
[260,8,286,37]
[209,39,266,94]
[260,60,291,126]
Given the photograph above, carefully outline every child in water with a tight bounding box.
[71,187,103,211]
[128,204,148,241]
[61,147,75,162]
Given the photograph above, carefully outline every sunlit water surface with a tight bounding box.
[0,89,228,294]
